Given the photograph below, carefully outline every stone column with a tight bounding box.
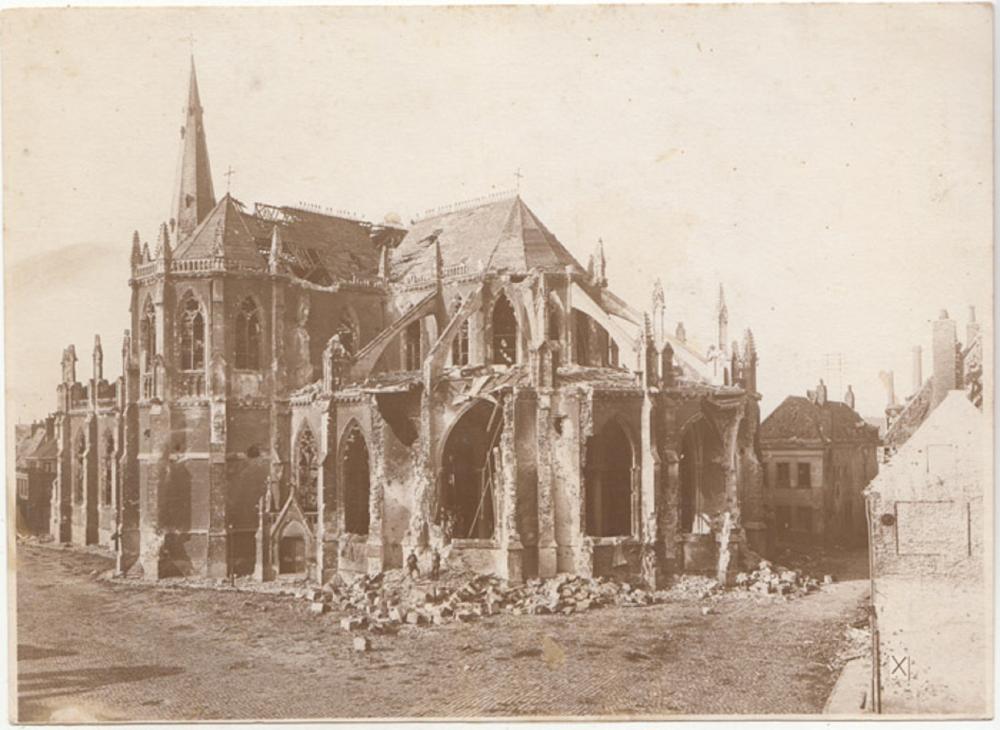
[366,395,387,576]
[498,390,523,582]
[713,406,746,586]
[535,391,558,578]
[639,392,665,589]
[572,392,594,577]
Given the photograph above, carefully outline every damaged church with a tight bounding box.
[47,60,766,588]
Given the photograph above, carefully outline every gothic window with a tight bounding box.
[178,294,205,371]
[547,298,563,342]
[235,297,262,370]
[451,296,469,367]
[73,434,86,504]
[140,297,156,371]
[490,293,517,366]
[295,427,318,512]
[338,310,360,356]
[101,432,114,506]
[404,320,422,371]
[584,420,634,537]
[574,311,591,365]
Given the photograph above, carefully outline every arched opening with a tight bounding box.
[178,294,205,371]
[679,418,726,533]
[337,310,360,356]
[294,426,318,513]
[574,311,591,365]
[450,295,469,367]
[278,521,307,574]
[140,297,156,372]
[547,297,563,342]
[584,420,635,536]
[73,433,86,504]
[101,432,114,506]
[490,293,517,365]
[235,297,262,370]
[342,425,370,535]
[440,400,502,539]
[404,319,422,370]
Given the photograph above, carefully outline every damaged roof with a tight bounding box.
[761,396,879,445]
[390,196,585,282]
[172,196,381,284]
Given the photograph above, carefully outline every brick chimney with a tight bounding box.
[844,385,855,411]
[911,345,923,395]
[816,378,828,406]
[931,309,957,408]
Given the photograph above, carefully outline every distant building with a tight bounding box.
[760,380,880,547]
[864,391,987,714]
[15,417,58,535]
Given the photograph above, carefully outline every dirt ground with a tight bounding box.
[15,542,869,721]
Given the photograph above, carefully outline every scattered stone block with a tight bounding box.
[308,601,328,615]
[353,636,371,652]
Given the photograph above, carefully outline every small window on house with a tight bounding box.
[776,462,791,488]
[797,463,812,488]
[796,507,813,533]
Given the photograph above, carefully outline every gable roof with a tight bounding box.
[761,395,880,445]
[390,196,585,282]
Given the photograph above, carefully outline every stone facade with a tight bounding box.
[45,60,767,587]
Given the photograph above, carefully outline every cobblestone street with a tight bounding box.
[16,543,868,721]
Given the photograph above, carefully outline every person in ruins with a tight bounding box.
[406,550,419,579]
[431,549,441,581]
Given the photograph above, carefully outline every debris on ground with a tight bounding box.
[733,560,823,597]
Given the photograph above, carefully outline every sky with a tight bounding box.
[3,4,993,424]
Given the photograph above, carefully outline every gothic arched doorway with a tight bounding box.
[342,425,371,535]
[440,399,502,539]
[584,419,635,537]
[679,417,725,533]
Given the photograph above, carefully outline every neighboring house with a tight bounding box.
[760,380,880,547]
[42,59,768,587]
[864,391,988,715]
[15,417,58,535]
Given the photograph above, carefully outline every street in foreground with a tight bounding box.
[16,543,867,722]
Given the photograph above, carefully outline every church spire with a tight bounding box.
[174,56,216,241]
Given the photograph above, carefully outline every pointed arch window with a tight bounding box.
[547,297,563,342]
[101,432,115,506]
[338,310,360,356]
[179,295,205,371]
[73,433,86,504]
[490,293,517,365]
[404,320,422,371]
[235,297,262,370]
[295,427,318,512]
[140,297,157,372]
[451,296,469,367]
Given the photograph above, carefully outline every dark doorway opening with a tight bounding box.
[279,534,306,574]
[343,426,371,535]
[440,400,502,539]
[584,420,634,536]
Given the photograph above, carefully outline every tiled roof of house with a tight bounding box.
[390,196,585,282]
[761,396,879,445]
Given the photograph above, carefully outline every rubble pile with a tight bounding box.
[305,571,677,632]
[733,560,829,597]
